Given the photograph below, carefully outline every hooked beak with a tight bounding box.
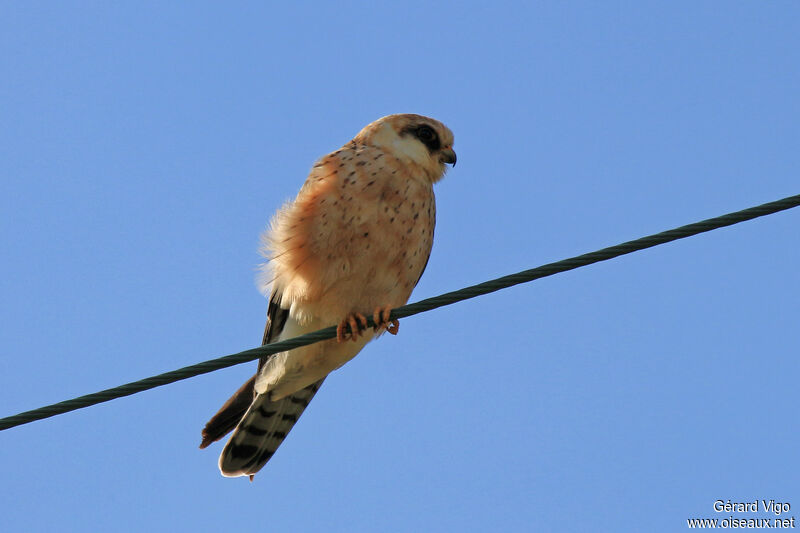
[440,147,457,166]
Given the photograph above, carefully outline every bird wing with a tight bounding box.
[199,290,324,451]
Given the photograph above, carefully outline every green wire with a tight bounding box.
[1,193,798,431]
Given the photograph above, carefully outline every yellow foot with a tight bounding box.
[336,312,369,343]
[372,306,399,335]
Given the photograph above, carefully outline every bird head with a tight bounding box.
[353,114,456,183]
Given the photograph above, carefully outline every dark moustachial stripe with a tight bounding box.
[401,123,441,152]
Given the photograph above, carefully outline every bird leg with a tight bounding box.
[372,306,399,335]
[336,312,369,343]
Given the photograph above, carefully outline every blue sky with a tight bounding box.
[1,2,798,532]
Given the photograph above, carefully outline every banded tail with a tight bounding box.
[208,378,324,479]
[200,291,326,478]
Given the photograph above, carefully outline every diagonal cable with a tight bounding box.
[1,193,798,431]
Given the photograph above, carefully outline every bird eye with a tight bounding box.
[416,126,435,142]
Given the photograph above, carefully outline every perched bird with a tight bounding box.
[199,114,456,479]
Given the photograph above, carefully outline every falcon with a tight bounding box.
[199,114,456,479]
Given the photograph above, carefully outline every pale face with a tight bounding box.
[353,114,456,182]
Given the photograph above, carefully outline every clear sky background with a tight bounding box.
[1,3,798,532]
